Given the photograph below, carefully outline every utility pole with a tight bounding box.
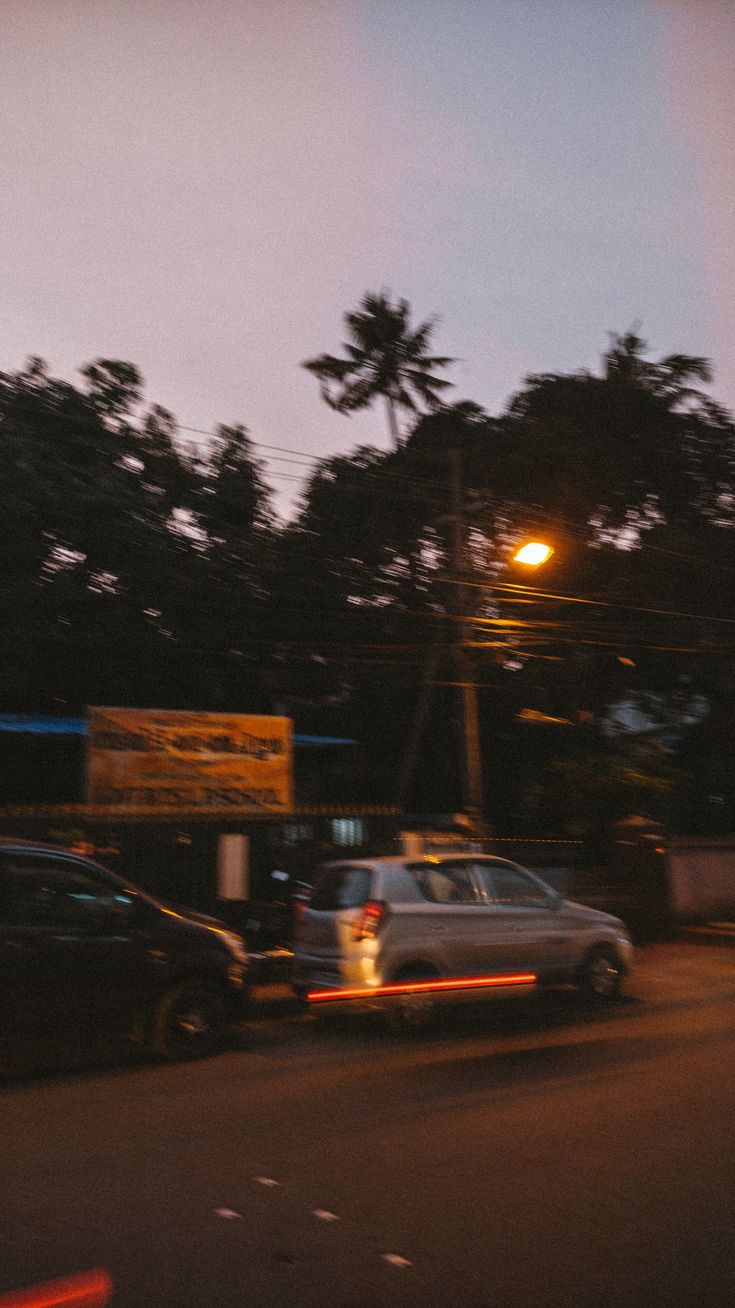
[397,640,442,811]
[397,444,485,832]
[399,448,550,827]
[449,446,484,834]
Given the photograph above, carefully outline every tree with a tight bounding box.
[174,423,277,711]
[302,292,455,449]
[79,358,143,426]
[494,330,734,540]
[0,356,278,714]
[192,424,272,575]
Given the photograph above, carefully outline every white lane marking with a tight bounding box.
[382,1253,413,1268]
[214,1208,241,1220]
[312,1209,341,1222]
[254,1176,280,1187]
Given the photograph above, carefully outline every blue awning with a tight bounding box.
[0,714,88,735]
[0,715,356,747]
[292,734,357,748]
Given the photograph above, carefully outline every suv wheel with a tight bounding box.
[578,947,623,1001]
[384,967,439,1035]
[151,978,227,1061]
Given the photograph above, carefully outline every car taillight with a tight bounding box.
[352,899,390,941]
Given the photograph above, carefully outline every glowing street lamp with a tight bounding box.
[457,537,553,834]
[513,541,554,567]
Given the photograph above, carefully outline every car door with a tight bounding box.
[0,851,149,1071]
[473,859,570,976]
[408,860,489,977]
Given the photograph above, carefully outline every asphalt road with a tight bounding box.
[2,940,735,1308]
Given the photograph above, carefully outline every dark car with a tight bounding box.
[0,839,249,1075]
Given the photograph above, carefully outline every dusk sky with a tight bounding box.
[3,0,733,518]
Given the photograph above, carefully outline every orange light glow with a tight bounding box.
[0,1268,113,1308]
[306,973,537,1003]
[513,541,553,566]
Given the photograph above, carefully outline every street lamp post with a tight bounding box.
[450,448,554,837]
[398,446,552,834]
[449,448,484,834]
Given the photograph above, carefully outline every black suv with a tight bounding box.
[0,840,249,1074]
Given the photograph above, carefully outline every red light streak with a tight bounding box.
[0,1269,112,1308]
[306,973,537,1003]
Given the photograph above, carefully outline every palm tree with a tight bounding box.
[302,292,454,449]
[603,329,713,408]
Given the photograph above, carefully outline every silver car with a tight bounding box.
[292,854,634,1029]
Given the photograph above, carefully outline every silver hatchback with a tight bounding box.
[292,854,634,1028]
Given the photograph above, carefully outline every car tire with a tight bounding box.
[151,977,227,1061]
[577,946,624,1001]
[384,967,439,1035]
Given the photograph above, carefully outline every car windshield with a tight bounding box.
[309,866,372,911]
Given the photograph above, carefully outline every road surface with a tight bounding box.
[2,940,735,1307]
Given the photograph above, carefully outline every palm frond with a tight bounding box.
[658,354,712,387]
[302,353,354,383]
[404,369,454,390]
[334,377,377,413]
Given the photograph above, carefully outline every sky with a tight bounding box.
[2,0,733,519]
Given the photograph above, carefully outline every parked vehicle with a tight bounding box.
[292,854,634,1030]
[0,840,248,1074]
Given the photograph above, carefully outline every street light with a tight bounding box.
[513,541,554,567]
[459,537,554,837]
[398,459,555,833]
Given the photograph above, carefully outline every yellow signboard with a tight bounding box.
[87,708,294,812]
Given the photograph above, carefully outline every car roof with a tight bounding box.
[323,852,511,869]
[0,838,139,890]
[0,837,78,853]
[0,837,99,857]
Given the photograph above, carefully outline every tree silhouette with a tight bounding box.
[498,330,734,537]
[302,291,454,448]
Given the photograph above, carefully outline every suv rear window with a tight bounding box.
[310,866,372,911]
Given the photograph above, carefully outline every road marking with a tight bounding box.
[312,1209,340,1222]
[214,1207,241,1220]
[382,1253,413,1269]
[254,1176,280,1187]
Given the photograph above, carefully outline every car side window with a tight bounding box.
[0,855,133,927]
[475,862,550,906]
[412,862,482,904]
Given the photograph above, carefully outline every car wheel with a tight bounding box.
[384,967,439,1035]
[578,947,624,1001]
[151,978,227,1061]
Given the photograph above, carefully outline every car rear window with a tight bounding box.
[309,866,372,911]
